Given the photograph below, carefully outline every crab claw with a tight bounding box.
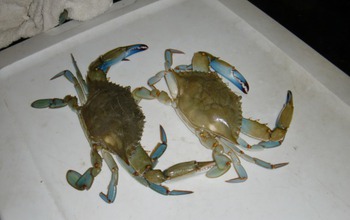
[89,44,148,74]
[202,52,249,94]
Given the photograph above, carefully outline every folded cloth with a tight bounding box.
[0,0,113,49]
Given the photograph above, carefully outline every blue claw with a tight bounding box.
[149,182,193,196]
[50,69,87,103]
[209,58,249,94]
[97,44,148,73]
[124,44,149,58]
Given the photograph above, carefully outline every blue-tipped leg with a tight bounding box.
[220,137,288,171]
[70,54,88,95]
[254,158,288,169]
[150,125,168,167]
[164,49,184,70]
[227,165,247,183]
[149,182,193,196]
[206,146,231,178]
[51,70,87,104]
[31,96,78,113]
[99,172,117,203]
[51,70,75,83]
[225,150,248,183]
[100,150,119,203]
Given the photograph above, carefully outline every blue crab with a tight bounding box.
[134,49,294,183]
[31,45,214,203]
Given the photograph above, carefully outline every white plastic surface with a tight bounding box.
[1,0,350,219]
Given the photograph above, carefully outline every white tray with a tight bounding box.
[1,0,350,219]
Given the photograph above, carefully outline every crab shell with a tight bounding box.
[173,71,242,144]
[81,81,145,163]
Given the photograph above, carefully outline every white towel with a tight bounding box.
[0,0,113,49]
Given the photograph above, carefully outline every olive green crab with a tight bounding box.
[31,45,215,203]
[134,49,294,183]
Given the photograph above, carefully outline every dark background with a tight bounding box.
[248,0,350,76]
[2,0,349,77]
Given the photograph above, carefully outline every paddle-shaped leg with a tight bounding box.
[66,147,102,191]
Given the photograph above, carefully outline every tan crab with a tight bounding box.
[31,45,214,203]
[134,49,293,182]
